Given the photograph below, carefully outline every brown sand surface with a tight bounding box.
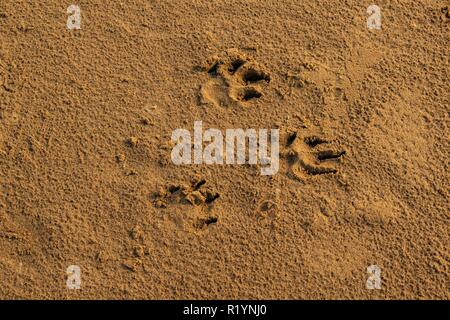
[0,0,448,299]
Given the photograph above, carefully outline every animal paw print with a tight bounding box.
[152,177,220,233]
[199,49,271,107]
[281,130,346,179]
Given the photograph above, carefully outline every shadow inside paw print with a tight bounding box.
[282,130,346,179]
[200,49,270,107]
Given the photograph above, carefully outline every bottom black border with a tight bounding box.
[0,300,445,318]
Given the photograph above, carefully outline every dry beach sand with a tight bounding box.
[0,0,449,299]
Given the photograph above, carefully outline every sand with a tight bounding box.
[0,0,448,299]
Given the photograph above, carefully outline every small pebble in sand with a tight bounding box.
[116,153,126,163]
[133,246,144,257]
[125,169,138,176]
[130,225,143,240]
[126,136,139,147]
[122,258,141,272]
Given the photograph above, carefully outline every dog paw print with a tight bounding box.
[281,130,346,179]
[152,177,220,233]
[199,49,271,107]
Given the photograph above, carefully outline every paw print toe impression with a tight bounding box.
[283,130,346,179]
[200,49,271,107]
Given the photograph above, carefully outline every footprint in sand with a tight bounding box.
[199,49,271,107]
[281,129,346,180]
[152,177,220,233]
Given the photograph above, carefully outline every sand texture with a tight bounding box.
[0,0,449,299]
